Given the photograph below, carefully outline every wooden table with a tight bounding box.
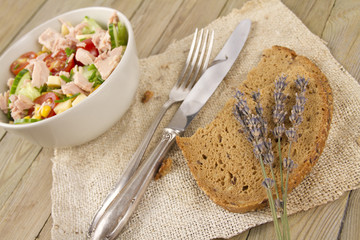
[0,0,359,239]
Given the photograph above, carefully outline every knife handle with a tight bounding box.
[88,100,174,237]
[90,128,179,240]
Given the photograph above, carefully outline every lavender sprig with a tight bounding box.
[282,75,308,240]
[233,75,308,240]
[273,75,288,195]
[234,90,282,240]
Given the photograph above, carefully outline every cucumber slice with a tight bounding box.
[10,69,30,95]
[14,118,42,124]
[82,16,103,34]
[117,22,128,46]
[108,23,117,49]
[109,22,128,49]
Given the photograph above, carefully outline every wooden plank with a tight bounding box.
[246,192,350,240]
[321,0,360,82]
[0,147,53,240]
[228,230,250,240]
[131,0,183,58]
[14,0,143,42]
[0,133,42,208]
[282,0,335,37]
[36,215,53,240]
[0,128,5,139]
[220,0,249,16]
[150,0,227,55]
[213,230,249,240]
[339,189,360,240]
[0,0,46,53]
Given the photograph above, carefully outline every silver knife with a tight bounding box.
[89,19,251,240]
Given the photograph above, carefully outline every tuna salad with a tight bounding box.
[0,12,127,124]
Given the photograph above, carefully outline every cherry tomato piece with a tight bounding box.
[44,49,75,75]
[79,38,99,57]
[34,92,59,105]
[10,51,37,75]
[33,92,59,118]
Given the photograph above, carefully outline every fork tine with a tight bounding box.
[179,29,204,88]
[187,29,213,89]
[175,28,199,87]
[201,30,214,74]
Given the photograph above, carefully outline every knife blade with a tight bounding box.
[89,19,251,240]
[168,19,251,132]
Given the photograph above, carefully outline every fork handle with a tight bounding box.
[90,128,180,240]
[88,99,175,237]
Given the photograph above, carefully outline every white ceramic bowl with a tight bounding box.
[0,7,139,147]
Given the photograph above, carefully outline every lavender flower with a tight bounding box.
[273,110,287,125]
[275,75,288,92]
[234,90,273,161]
[274,92,287,105]
[251,91,261,102]
[273,75,288,126]
[251,91,268,138]
[263,152,275,165]
[262,178,275,189]
[295,75,309,92]
[293,102,304,115]
[285,127,297,142]
[273,124,285,139]
[251,91,263,115]
[253,139,266,157]
[296,93,306,105]
[289,111,303,127]
[264,138,272,150]
[233,91,251,131]
[283,158,297,171]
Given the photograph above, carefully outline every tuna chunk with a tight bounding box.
[74,22,89,35]
[73,67,93,92]
[0,91,9,114]
[108,12,119,25]
[53,36,77,55]
[61,82,86,95]
[92,29,111,54]
[25,53,47,73]
[9,94,34,120]
[62,19,91,35]
[75,48,95,65]
[32,60,49,88]
[94,46,123,80]
[39,27,78,55]
[36,53,48,61]
[38,28,62,52]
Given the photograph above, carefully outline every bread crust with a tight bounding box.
[176,46,333,213]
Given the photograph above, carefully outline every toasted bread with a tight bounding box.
[176,46,333,212]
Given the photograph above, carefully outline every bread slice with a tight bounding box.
[176,46,333,213]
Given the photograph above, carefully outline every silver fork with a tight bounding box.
[88,28,214,238]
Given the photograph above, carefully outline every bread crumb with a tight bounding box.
[160,64,169,69]
[155,158,172,180]
[141,90,154,103]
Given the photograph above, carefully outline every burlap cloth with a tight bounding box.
[51,0,360,239]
